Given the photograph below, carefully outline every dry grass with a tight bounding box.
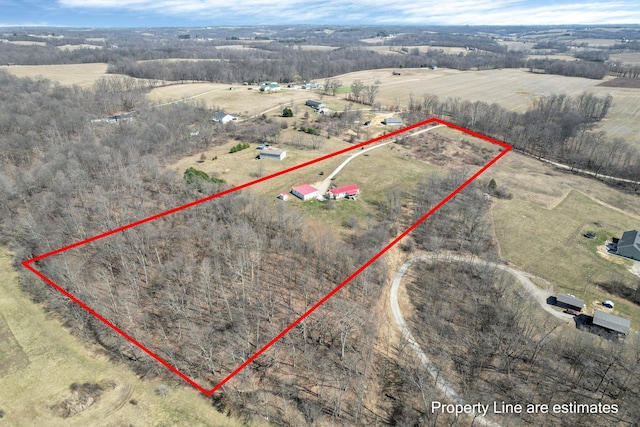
[0,63,109,87]
[488,151,640,326]
[610,52,640,66]
[327,67,640,144]
[56,44,103,51]
[0,248,243,427]
[1,40,46,46]
[571,38,619,47]
[147,83,332,117]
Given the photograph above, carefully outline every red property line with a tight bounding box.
[22,118,512,396]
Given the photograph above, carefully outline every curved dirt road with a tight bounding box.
[390,254,571,426]
[313,124,445,194]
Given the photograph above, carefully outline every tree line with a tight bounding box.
[0,69,404,425]
[403,91,640,189]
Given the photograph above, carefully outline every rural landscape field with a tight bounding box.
[1,20,640,427]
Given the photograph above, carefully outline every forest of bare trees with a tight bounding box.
[4,25,640,84]
[2,24,640,424]
[392,260,640,426]
[0,68,403,424]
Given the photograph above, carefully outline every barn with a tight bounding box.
[260,147,286,160]
[556,294,585,311]
[291,184,318,200]
[305,100,326,110]
[593,310,631,335]
[616,230,640,261]
[327,184,360,200]
[383,117,403,125]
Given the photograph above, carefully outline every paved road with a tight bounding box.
[390,254,572,426]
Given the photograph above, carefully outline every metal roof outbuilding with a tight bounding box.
[593,310,631,335]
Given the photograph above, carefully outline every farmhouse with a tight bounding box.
[259,147,286,160]
[556,294,585,311]
[291,184,318,201]
[592,310,631,335]
[383,117,403,125]
[616,230,640,261]
[305,100,326,110]
[260,82,281,92]
[213,112,238,124]
[327,184,360,200]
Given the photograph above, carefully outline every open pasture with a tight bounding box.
[147,83,327,117]
[0,63,108,87]
[331,68,640,144]
[363,45,471,56]
[610,52,640,66]
[488,151,640,324]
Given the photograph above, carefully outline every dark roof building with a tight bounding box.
[305,100,325,109]
[593,310,631,335]
[557,294,585,310]
[616,230,640,261]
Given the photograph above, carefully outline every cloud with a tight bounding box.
[55,0,640,25]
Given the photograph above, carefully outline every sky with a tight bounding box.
[1,0,640,28]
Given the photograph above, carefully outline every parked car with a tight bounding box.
[564,309,579,316]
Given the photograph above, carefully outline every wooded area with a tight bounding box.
[2,24,640,425]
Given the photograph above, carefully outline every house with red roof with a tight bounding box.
[327,184,359,200]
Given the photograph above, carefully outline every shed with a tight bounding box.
[593,310,631,335]
[556,294,585,311]
[259,147,286,160]
[277,193,289,201]
[383,117,403,125]
[328,184,360,200]
[616,230,640,261]
[291,184,318,201]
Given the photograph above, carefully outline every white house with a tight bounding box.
[213,112,238,124]
[327,184,360,200]
[260,82,281,92]
[291,184,318,201]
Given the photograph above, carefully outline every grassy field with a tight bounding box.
[489,152,640,326]
[147,83,333,117]
[329,68,640,144]
[610,52,640,66]
[0,63,109,87]
[4,61,637,144]
[0,248,245,427]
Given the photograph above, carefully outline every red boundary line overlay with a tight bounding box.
[22,118,512,396]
